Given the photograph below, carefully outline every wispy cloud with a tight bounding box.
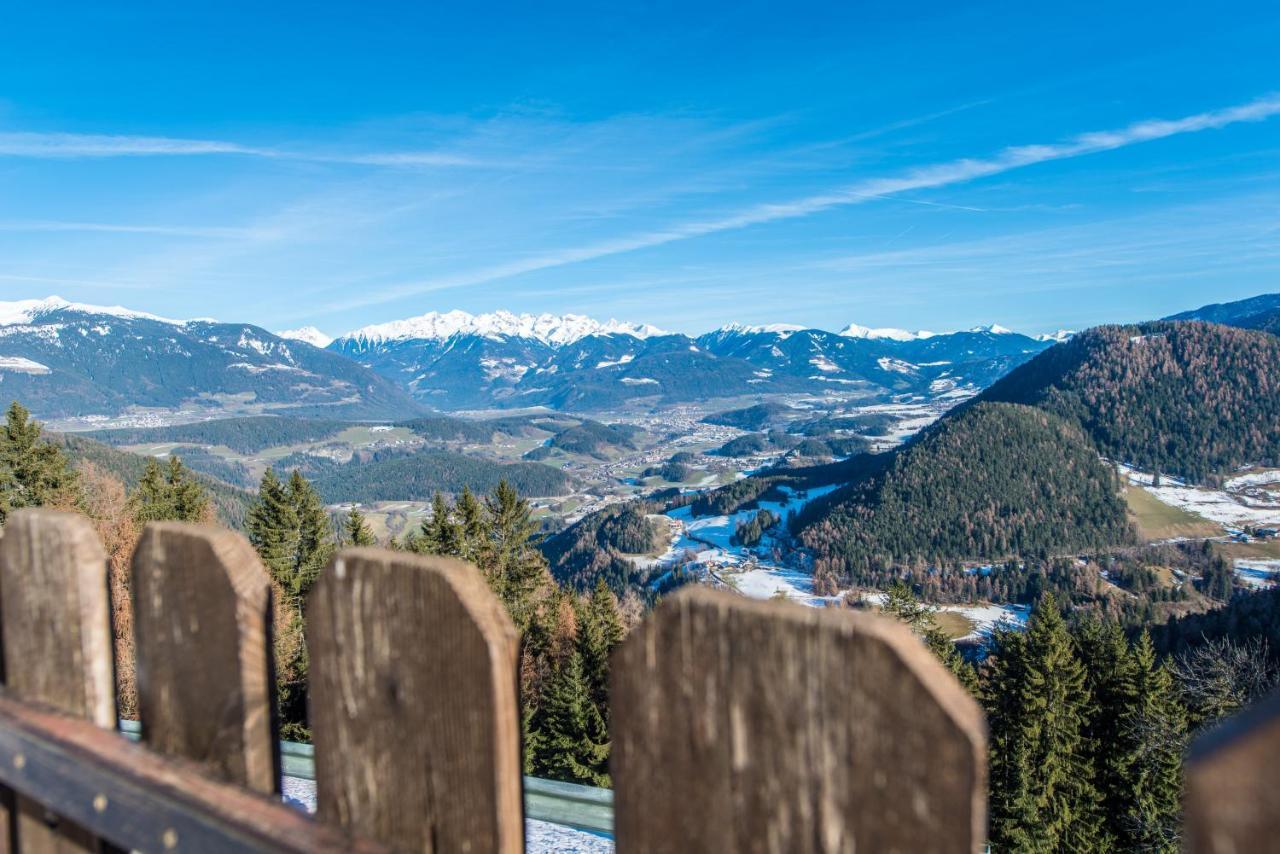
[0,131,485,167]
[0,219,266,238]
[319,93,1280,313]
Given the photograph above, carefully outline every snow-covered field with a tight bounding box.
[1234,559,1280,589]
[937,603,1031,642]
[1120,465,1280,528]
[1226,470,1280,490]
[282,776,613,853]
[647,485,847,606]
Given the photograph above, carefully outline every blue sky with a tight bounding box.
[0,1,1277,336]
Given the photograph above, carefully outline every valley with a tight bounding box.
[12,292,1280,644]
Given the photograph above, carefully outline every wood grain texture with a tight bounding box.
[1184,689,1280,853]
[0,509,115,854]
[611,587,987,854]
[0,510,115,726]
[0,692,382,853]
[131,522,278,794]
[307,548,522,853]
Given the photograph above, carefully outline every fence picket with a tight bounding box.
[1184,688,1280,852]
[307,547,523,853]
[611,587,987,854]
[0,509,115,854]
[131,522,279,794]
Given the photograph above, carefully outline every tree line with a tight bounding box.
[883,582,1275,852]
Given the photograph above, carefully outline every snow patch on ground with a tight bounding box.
[1226,469,1280,490]
[1120,465,1280,527]
[1234,559,1280,589]
[938,603,1031,642]
[0,356,50,374]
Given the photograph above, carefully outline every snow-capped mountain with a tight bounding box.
[339,310,666,348]
[326,306,1056,409]
[275,326,334,348]
[0,295,184,327]
[0,295,1068,417]
[838,323,936,341]
[0,297,419,420]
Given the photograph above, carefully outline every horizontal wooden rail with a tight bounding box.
[118,720,617,835]
[0,693,381,853]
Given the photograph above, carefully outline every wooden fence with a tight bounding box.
[0,507,1271,852]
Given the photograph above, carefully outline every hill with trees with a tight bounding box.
[702,402,790,430]
[86,415,352,453]
[51,432,252,527]
[1167,292,1280,335]
[309,448,573,502]
[798,403,1135,582]
[977,321,1280,481]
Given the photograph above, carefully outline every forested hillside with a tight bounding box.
[544,502,666,593]
[309,448,573,502]
[977,322,1280,481]
[798,403,1135,582]
[1167,292,1280,335]
[51,432,253,527]
[702,402,789,430]
[87,416,352,453]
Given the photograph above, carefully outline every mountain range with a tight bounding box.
[324,309,1058,409]
[0,297,418,420]
[1,292,1275,421]
[0,298,1064,419]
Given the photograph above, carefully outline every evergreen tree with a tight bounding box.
[881,579,977,691]
[245,468,335,743]
[129,456,209,524]
[455,486,488,565]
[985,594,1104,850]
[287,470,334,603]
[531,650,610,787]
[1075,617,1136,849]
[414,492,462,557]
[247,470,299,589]
[1116,632,1185,851]
[576,578,625,717]
[485,480,550,630]
[0,401,80,523]
[343,508,376,546]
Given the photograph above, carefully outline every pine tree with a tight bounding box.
[455,486,488,565]
[247,469,299,590]
[245,468,334,743]
[287,470,334,603]
[485,480,550,631]
[343,508,375,546]
[576,577,624,717]
[0,401,80,523]
[531,650,610,787]
[984,594,1105,850]
[881,579,977,691]
[414,492,462,557]
[129,456,210,524]
[1116,632,1185,851]
[1075,617,1136,850]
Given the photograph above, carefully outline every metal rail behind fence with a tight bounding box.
[0,507,1273,851]
[117,720,617,836]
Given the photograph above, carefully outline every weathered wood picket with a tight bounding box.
[0,507,1270,852]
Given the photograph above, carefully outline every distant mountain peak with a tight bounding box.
[0,295,185,327]
[969,323,1014,335]
[276,326,334,348]
[838,322,935,341]
[339,309,667,347]
[1036,329,1075,343]
[718,322,807,337]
